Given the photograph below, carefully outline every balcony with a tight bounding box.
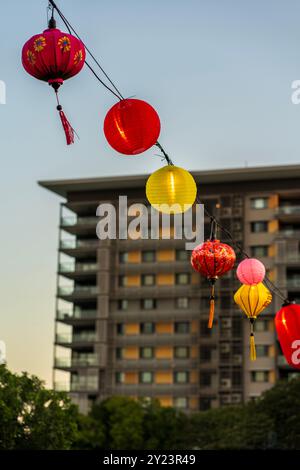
[277,355,289,367]
[276,230,300,239]
[112,383,198,396]
[57,285,98,299]
[60,216,99,235]
[55,355,98,368]
[276,206,300,222]
[115,333,198,346]
[114,358,198,369]
[57,308,97,323]
[60,239,99,250]
[71,377,99,392]
[286,278,300,289]
[55,332,96,345]
[58,262,98,280]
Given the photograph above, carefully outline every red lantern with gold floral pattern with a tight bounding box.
[191,235,236,328]
[22,16,85,144]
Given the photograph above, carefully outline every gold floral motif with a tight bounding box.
[58,36,71,52]
[33,36,46,52]
[74,50,83,65]
[27,50,36,65]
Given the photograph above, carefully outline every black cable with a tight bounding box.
[48,0,124,100]
[47,0,289,304]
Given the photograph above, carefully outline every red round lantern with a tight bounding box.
[275,303,300,369]
[22,17,85,144]
[103,98,161,155]
[191,239,236,328]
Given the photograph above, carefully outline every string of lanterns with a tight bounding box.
[21,0,300,366]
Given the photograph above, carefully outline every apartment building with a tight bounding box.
[39,165,300,414]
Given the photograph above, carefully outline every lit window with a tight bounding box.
[251,371,269,382]
[115,372,125,383]
[142,274,156,286]
[251,245,268,257]
[176,273,190,285]
[176,297,189,309]
[176,250,189,261]
[251,221,268,233]
[141,299,156,310]
[140,347,154,359]
[119,252,128,263]
[251,197,268,209]
[173,397,188,409]
[140,371,153,384]
[174,371,189,383]
[118,299,128,310]
[174,347,189,359]
[254,320,269,332]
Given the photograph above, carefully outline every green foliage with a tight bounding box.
[2,364,300,450]
[0,365,79,449]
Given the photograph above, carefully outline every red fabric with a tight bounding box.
[275,304,300,369]
[58,109,74,145]
[22,28,85,84]
[103,98,161,155]
[191,239,236,279]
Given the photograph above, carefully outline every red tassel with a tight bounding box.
[58,108,74,145]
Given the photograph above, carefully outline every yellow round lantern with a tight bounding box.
[146,164,197,214]
[234,282,272,360]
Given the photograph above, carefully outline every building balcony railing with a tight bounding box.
[114,358,198,369]
[277,206,300,216]
[55,355,98,368]
[113,384,198,395]
[60,239,99,249]
[286,279,300,289]
[55,332,96,344]
[57,285,98,296]
[277,355,289,367]
[276,230,300,239]
[58,262,98,273]
[57,309,97,321]
[71,378,99,392]
[61,216,98,227]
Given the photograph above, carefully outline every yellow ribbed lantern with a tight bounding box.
[146,165,197,214]
[234,282,272,361]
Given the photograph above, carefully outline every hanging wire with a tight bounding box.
[47,0,289,305]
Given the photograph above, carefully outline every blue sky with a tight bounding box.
[1,0,300,386]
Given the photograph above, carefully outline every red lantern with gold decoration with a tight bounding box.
[275,303,300,369]
[22,15,85,144]
[191,221,236,328]
[104,98,161,155]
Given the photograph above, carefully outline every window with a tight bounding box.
[115,348,123,359]
[142,251,155,262]
[174,371,189,384]
[118,276,127,287]
[175,322,190,334]
[251,371,269,383]
[254,320,269,332]
[251,221,268,233]
[142,274,155,286]
[176,273,190,285]
[140,347,154,359]
[115,372,125,384]
[251,197,268,209]
[173,397,188,409]
[251,245,268,257]
[200,320,212,336]
[200,372,211,386]
[119,252,128,263]
[174,347,189,359]
[176,250,189,261]
[141,322,155,334]
[199,397,211,411]
[141,299,156,310]
[200,346,212,362]
[116,323,124,335]
[232,370,242,386]
[232,318,242,337]
[140,371,153,384]
[256,345,269,357]
[176,297,189,309]
[118,299,128,310]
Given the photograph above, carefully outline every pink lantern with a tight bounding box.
[237,258,266,285]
